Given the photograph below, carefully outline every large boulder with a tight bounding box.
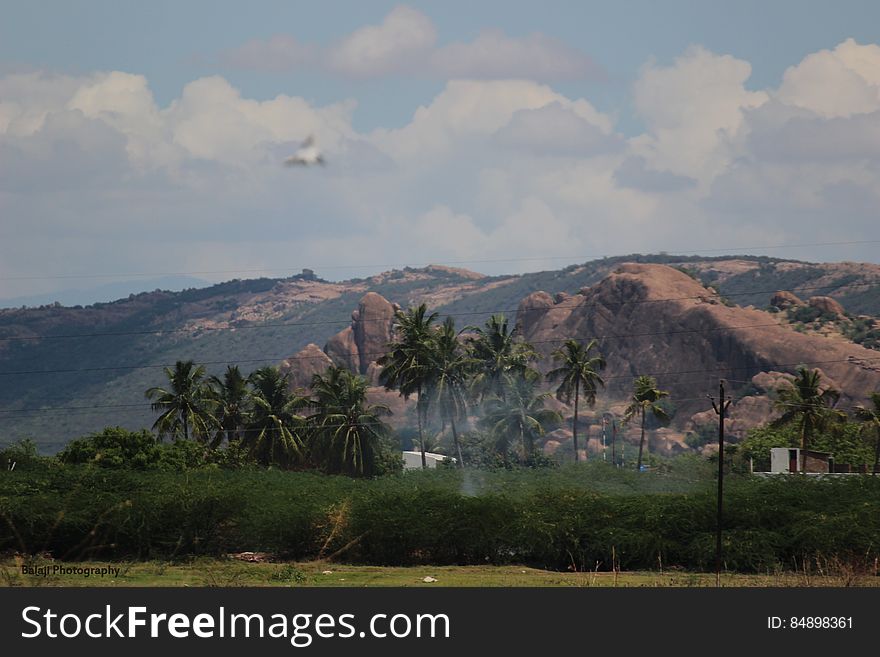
[770,290,804,309]
[352,292,398,374]
[808,295,845,317]
[325,326,359,372]
[324,292,399,378]
[281,343,333,391]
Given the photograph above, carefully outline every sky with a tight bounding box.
[1,1,880,303]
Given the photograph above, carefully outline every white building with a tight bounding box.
[402,451,455,470]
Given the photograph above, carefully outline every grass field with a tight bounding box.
[2,557,878,587]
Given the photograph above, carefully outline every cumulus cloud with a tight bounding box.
[776,38,880,117]
[613,156,697,192]
[325,5,436,77]
[430,29,598,80]
[5,37,880,301]
[372,79,612,161]
[630,46,768,181]
[493,102,622,156]
[218,6,597,81]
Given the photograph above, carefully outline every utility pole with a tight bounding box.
[709,380,732,587]
[602,416,607,461]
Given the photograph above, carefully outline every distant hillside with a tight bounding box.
[1,255,879,452]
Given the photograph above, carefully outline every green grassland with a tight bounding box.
[3,559,877,588]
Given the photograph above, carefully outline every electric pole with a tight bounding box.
[709,380,732,587]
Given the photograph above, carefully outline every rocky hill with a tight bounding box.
[2,255,879,452]
[516,263,880,451]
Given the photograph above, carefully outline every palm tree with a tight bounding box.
[309,366,393,477]
[479,377,562,463]
[146,360,216,442]
[851,391,880,475]
[547,339,606,462]
[772,367,845,471]
[466,314,539,402]
[427,317,472,467]
[378,304,438,469]
[245,366,307,467]
[207,365,249,447]
[622,375,670,472]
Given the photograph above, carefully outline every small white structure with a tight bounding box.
[769,447,831,473]
[402,451,455,470]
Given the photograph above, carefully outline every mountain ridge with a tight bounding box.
[2,255,879,451]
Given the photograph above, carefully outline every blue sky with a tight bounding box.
[1,1,880,302]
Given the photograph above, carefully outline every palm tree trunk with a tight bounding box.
[183,414,189,442]
[417,388,426,469]
[573,379,580,462]
[636,408,646,472]
[450,415,464,468]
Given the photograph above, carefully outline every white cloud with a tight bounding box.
[493,102,622,156]
[325,5,436,77]
[372,79,612,160]
[218,6,597,82]
[6,38,880,301]
[431,29,597,80]
[163,76,357,167]
[776,39,880,117]
[630,46,768,181]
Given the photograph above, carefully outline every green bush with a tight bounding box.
[0,438,51,471]
[58,427,209,470]
[1,460,878,572]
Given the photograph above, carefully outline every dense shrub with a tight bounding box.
[1,461,878,572]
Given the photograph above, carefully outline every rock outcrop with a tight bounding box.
[281,343,332,391]
[808,295,846,317]
[770,290,804,309]
[516,263,880,429]
[324,292,399,384]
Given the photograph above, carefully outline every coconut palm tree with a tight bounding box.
[207,365,249,447]
[466,314,539,402]
[772,367,845,470]
[426,316,472,467]
[851,391,880,474]
[378,304,438,468]
[622,375,670,472]
[547,339,606,462]
[479,377,562,463]
[146,360,216,442]
[309,366,392,477]
[245,366,307,467]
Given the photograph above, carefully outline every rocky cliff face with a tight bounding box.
[516,263,880,425]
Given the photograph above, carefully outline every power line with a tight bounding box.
[3,238,880,282]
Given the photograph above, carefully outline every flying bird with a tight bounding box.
[284,135,325,167]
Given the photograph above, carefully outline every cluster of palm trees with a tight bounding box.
[378,307,641,467]
[145,305,678,474]
[145,361,391,476]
